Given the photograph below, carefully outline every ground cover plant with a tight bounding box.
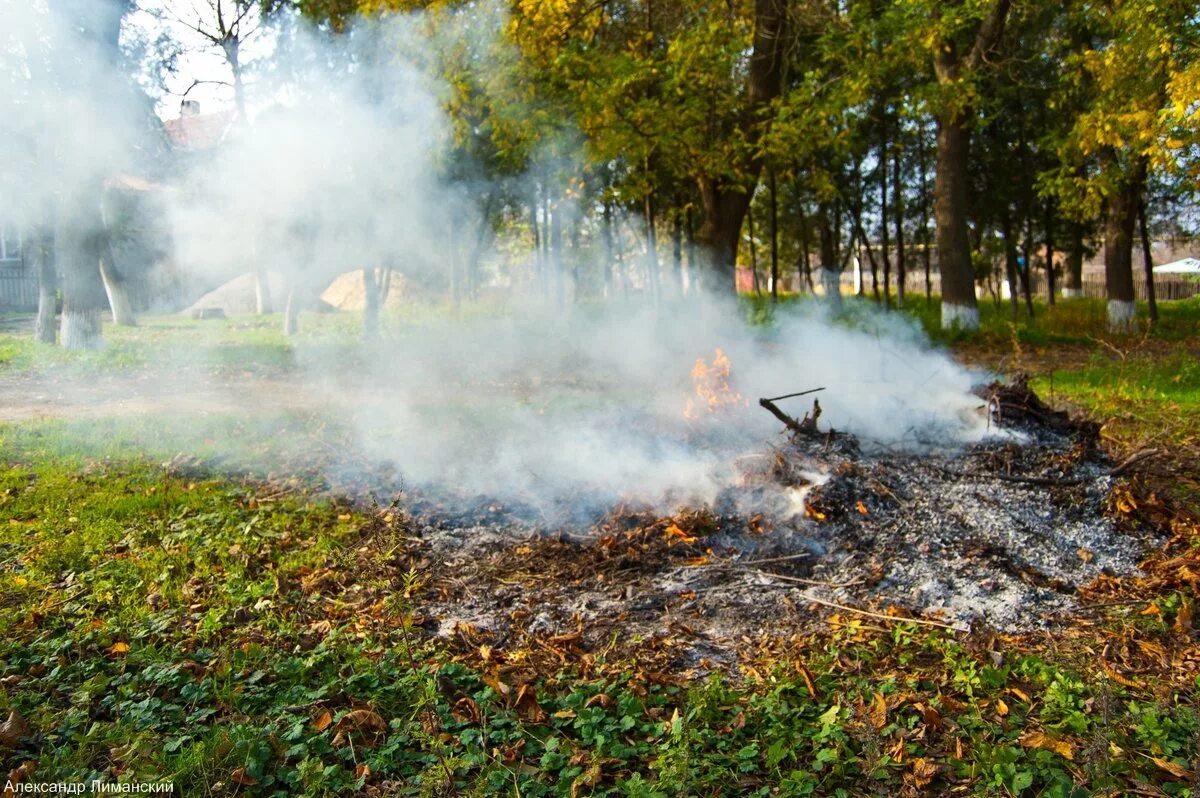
[1,300,1198,796]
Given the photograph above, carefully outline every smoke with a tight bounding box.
[291,297,996,514]
[0,2,1002,519]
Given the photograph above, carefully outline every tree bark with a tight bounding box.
[1043,201,1055,307]
[672,207,685,298]
[643,190,660,304]
[1020,213,1035,318]
[918,117,933,304]
[1102,163,1142,331]
[254,270,273,314]
[1138,200,1158,324]
[816,201,841,307]
[879,124,892,311]
[893,144,906,307]
[1064,222,1085,297]
[1002,210,1020,321]
[283,288,300,336]
[769,169,779,300]
[362,266,380,340]
[931,0,1012,329]
[99,256,137,327]
[933,113,978,328]
[602,200,615,299]
[57,194,107,350]
[32,225,57,344]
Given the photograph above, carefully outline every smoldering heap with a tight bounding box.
[372,373,1156,669]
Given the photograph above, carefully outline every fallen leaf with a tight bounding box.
[1174,600,1194,635]
[337,709,386,734]
[1018,731,1074,760]
[6,760,36,786]
[797,665,818,699]
[230,768,258,786]
[908,757,938,788]
[1007,686,1032,703]
[868,692,887,730]
[0,711,30,749]
[109,642,130,656]
[856,501,869,516]
[355,763,371,780]
[312,710,333,732]
[995,698,1009,717]
[514,684,547,724]
[1149,756,1195,780]
[1139,602,1161,616]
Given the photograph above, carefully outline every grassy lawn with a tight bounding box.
[1,300,1198,796]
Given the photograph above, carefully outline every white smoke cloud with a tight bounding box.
[0,1,1000,517]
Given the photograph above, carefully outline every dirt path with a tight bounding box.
[0,368,326,422]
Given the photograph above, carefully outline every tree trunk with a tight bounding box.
[283,288,300,336]
[1020,214,1035,318]
[1064,222,1085,298]
[879,129,892,311]
[685,206,697,297]
[1002,210,1020,322]
[254,270,273,314]
[931,0,1011,327]
[1044,201,1055,307]
[694,0,787,291]
[57,195,107,350]
[362,267,380,340]
[643,191,660,304]
[798,201,813,293]
[602,200,615,299]
[893,145,906,307]
[1138,200,1158,325]
[1102,171,1141,331]
[32,225,57,344]
[747,201,760,295]
[99,256,137,327]
[672,208,684,298]
[918,117,933,304]
[934,113,979,328]
[550,196,565,307]
[768,169,779,301]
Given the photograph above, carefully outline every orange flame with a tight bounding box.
[684,348,747,420]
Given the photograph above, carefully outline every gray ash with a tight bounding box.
[392,378,1156,669]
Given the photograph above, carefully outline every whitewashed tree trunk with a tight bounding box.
[32,227,57,344]
[99,257,137,327]
[362,267,380,341]
[57,194,107,350]
[283,288,300,336]
[254,269,273,314]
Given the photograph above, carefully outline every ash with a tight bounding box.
[389,379,1155,667]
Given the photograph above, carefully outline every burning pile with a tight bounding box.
[391,374,1158,668]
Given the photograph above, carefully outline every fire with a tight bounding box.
[684,348,748,420]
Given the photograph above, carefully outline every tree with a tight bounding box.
[1043,0,1198,330]
[46,0,141,348]
[921,0,1012,329]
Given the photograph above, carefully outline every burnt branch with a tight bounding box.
[759,396,822,437]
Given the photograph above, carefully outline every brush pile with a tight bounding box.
[378,376,1158,670]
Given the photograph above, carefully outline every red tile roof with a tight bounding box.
[164,110,234,150]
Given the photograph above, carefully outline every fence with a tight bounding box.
[0,262,37,310]
[835,269,1200,302]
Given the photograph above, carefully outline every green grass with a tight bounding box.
[1,431,1198,795]
[1,300,1199,794]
